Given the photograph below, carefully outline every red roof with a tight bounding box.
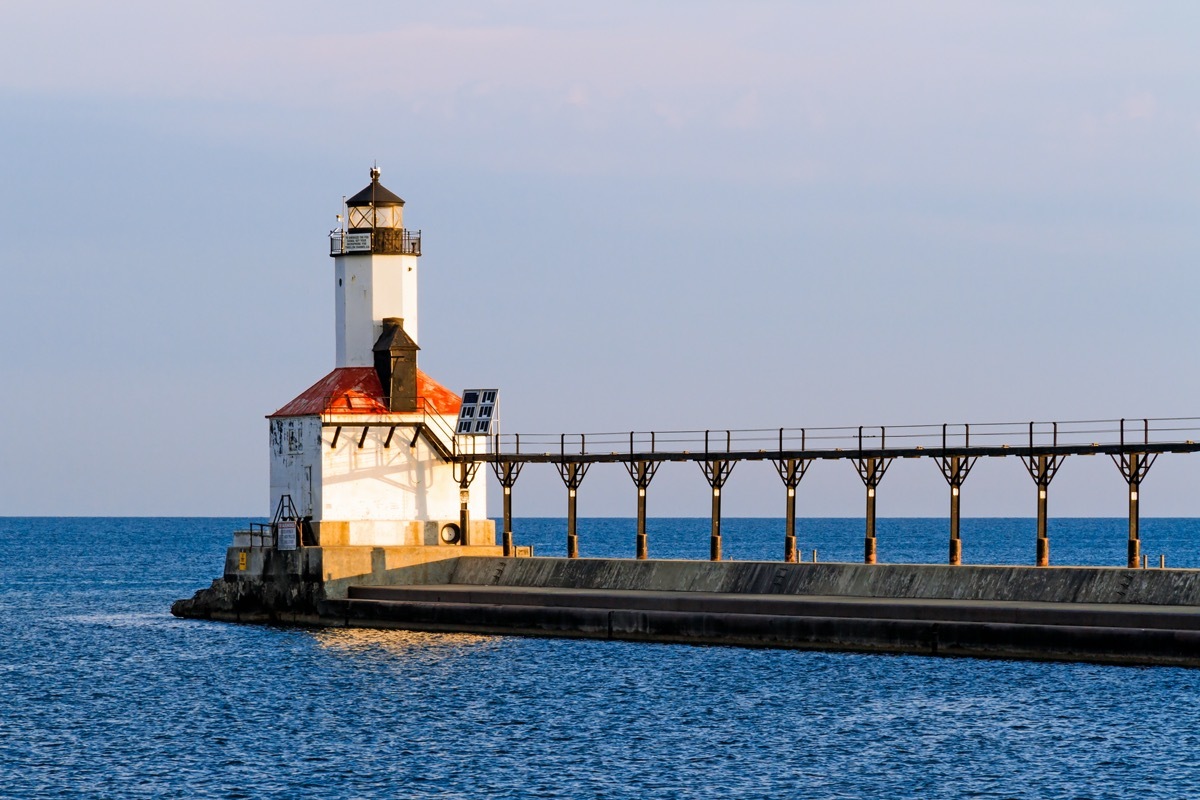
[416,370,463,415]
[270,367,462,417]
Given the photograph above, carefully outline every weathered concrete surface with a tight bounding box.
[448,557,1200,606]
[328,591,1200,666]
[345,585,1200,630]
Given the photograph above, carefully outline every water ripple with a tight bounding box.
[3,518,1200,798]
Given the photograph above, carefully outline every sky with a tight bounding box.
[1,1,1199,519]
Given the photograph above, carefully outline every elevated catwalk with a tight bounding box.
[473,416,1200,568]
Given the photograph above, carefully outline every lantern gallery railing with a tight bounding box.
[329,228,422,256]
[463,416,1200,569]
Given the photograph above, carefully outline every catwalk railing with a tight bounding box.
[477,417,1200,462]
[457,417,1200,568]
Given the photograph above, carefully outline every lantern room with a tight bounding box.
[332,166,421,256]
[347,166,404,230]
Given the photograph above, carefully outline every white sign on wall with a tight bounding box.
[276,520,299,551]
[346,233,372,252]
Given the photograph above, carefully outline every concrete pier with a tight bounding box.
[173,552,1200,667]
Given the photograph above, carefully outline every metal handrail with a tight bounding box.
[483,416,1200,458]
[248,522,275,548]
[420,396,459,456]
[329,228,422,256]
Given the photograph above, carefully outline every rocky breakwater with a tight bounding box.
[171,544,506,625]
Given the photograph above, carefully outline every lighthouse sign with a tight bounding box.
[345,232,372,252]
[276,519,299,551]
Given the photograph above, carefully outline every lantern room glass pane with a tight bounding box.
[346,205,401,229]
[373,206,400,228]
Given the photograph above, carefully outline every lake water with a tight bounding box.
[3,517,1200,799]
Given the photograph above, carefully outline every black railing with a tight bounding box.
[329,228,422,256]
[247,494,301,549]
[248,522,276,548]
[479,416,1200,462]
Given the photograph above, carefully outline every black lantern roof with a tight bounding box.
[346,167,405,207]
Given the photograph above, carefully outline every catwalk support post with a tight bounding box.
[853,454,892,565]
[452,459,480,546]
[700,459,735,561]
[773,456,811,563]
[490,460,524,556]
[1023,453,1065,567]
[556,461,589,558]
[625,458,660,560]
[1113,448,1156,569]
[937,453,977,566]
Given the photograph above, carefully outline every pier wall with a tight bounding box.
[446,557,1200,606]
[348,558,1200,665]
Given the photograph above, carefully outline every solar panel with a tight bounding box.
[456,389,498,436]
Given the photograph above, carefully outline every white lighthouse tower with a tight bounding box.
[262,167,495,550]
[334,166,420,364]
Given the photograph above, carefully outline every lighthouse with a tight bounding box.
[333,166,420,364]
[263,167,494,549]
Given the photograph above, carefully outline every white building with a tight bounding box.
[265,168,493,548]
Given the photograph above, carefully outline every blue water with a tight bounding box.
[3,517,1200,799]
[524,516,1199,567]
